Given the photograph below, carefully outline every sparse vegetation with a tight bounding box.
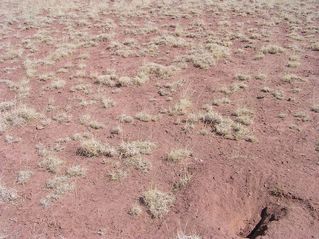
[211,97,230,106]
[125,156,151,173]
[235,74,251,81]
[110,126,122,135]
[199,110,253,141]
[310,42,319,51]
[261,45,284,54]
[0,105,40,132]
[117,114,134,123]
[135,112,157,122]
[176,232,202,239]
[293,111,310,122]
[80,115,104,129]
[173,173,192,191]
[128,204,142,216]
[17,170,33,184]
[41,176,74,207]
[108,169,127,181]
[311,104,319,113]
[66,165,86,177]
[39,155,63,173]
[142,189,175,218]
[282,74,303,83]
[167,149,192,162]
[119,141,156,158]
[0,182,18,202]
[170,99,192,115]
[101,97,115,108]
[233,107,254,126]
[77,138,116,157]
[273,89,284,100]
[1,0,318,237]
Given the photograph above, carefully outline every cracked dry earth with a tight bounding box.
[0,0,319,238]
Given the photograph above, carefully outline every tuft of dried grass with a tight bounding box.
[77,138,116,157]
[66,165,86,177]
[0,182,18,202]
[119,141,156,158]
[39,155,63,173]
[17,170,33,184]
[167,149,192,163]
[142,189,175,218]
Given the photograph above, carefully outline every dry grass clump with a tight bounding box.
[95,74,119,87]
[255,74,266,81]
[235,74,251,81]
[282,74,303,83]
[220,82,247,95]
[135,63,176,84]
[41,176,74,207]
[199,110,253,141]
[110,126,122,135]
[0,101,15,112]
[287,61,300,68]
[39,155,63,173]
[107,40,139,58]
[118,76,133,87]
[7,79,30,98]
[261,44,284,54]
[211,97,230,106]
[70,83,92,94]
[187,49,215,69]
[173,173,192,191]
[52,112,71,123]
[293,112,310,122]
[287,55,300,68]
[273,89,284,100]
[101,97,115,108]
[135,112,157,122]
[176,232,202,239]
[125,156,151,173]
[0,182,18,202]
[95,74,138,87]
[261,86,272,93]
[158,80,183,96]
[77,138,116,157]
[5,135,21,144]
[0,105,40,131]
[278,113,286,119]
[142,189,175,218]
[233,107,254,126]
[66,165,86,177]
[50,79,66,89]
[80,114,104,129]
[311,104,319,113]
[79,99,96,107]
[16,170,33,184]
[167,149,192,163]
[128,204,142,216]
[310,42,319,51]
[119,141,156,158]
[152,34,188,48]
[108,169,127,181]
[169,98,192,115]
[118,114,134,123]
[46,176,73,193]
[185,43,229,69]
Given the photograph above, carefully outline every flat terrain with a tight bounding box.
[0,0,318,238]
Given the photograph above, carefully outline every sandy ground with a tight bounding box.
[0,0,318,238]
